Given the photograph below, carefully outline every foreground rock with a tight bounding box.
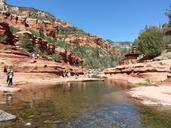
[0,110,16,122]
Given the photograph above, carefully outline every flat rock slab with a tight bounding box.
[129,86,171,106]
[0,110,16,122]
[0,87,21,93]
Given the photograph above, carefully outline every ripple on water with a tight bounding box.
[60,104,144,128]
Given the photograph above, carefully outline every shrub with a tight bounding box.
[20,35,34,53]
[0,35,8,42]
[137,27,165,58]
[10,27,19,34]
[49,54,62,62]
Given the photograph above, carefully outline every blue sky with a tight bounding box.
[7,0,171,42]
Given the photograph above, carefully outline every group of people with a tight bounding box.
[4,66,14,87]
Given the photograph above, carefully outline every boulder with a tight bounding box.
[0,110,16,122]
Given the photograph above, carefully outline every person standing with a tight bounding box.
[8,70,14,87]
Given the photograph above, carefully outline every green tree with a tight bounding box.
[137,26,165,58]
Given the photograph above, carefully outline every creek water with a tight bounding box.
[0,80,171,128]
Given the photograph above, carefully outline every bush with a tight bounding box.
[0,35,8,42]
[20,35,34,53]
[137,27,165,58]
[10,27,19,34]
[49,54,62,62]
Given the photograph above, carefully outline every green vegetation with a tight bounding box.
[10,26,20,34]
[136,27,165,59]
[20,35,34,53]
[47,37,116,68]
[5,4,117,69]
[0,35,8,42]
[114,45,131,63]
[139,80,152,86]
[48,54,62,62]
[72,45,116,69]
[8,5,56,22]
[29,29,116,68]
[59,26,90,37]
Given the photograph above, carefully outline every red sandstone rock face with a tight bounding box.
[0,9,112,50]
[0,43,84,76]
[0,10,110,50]
[0,11,58,38]
[15,31,84,66]
[31,36,56,54]
[0,22,14,44]
[103,60,171,83]
[104,62,170,74]
[67,37,112,49]
[0,22,83,67]
[55,47,83,66]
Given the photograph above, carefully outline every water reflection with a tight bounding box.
[0,81,170,128]
[0,92,13,105]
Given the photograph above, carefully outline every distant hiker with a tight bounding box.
[7,70,14,87]
[6,68,10,83]
[32,53,37,63]
[32,52,35,59]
